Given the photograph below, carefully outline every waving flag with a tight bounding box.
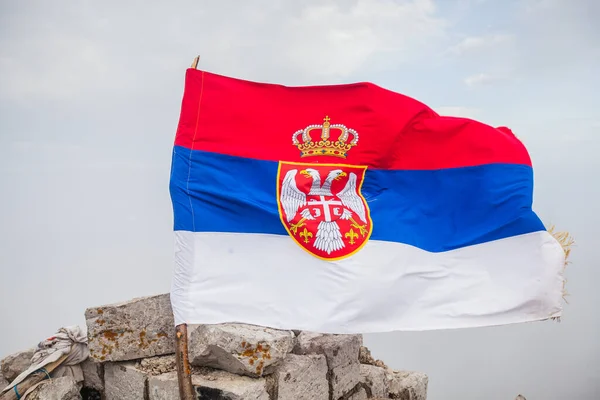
[169,68,565,333]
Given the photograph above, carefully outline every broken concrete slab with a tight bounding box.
[27,376,82,400]
[0,348,34,382]
[386,370,429,400]
[80,358,104,392]
[359,364,388,398]
[147,372,179,400]
[273,354,329,400]
[294,332,362,399]
[188,323,295,377]
[85,294,175,362]
[193,369,270,400]
[330,362,361,400]
[104,362,148,400]
[294,332,362,370]
[148,368,270,400]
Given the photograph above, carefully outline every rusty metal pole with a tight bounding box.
[174,55,201,400]
[175,324,194,400]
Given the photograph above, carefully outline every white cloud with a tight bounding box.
[0,0,448,102]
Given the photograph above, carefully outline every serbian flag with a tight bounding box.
[169,68,565,332]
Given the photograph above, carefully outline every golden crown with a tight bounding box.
[292,116,359,158]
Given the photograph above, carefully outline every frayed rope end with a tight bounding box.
[548,225,575,306]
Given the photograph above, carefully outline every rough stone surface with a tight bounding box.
[28,376,82,400]
[294,332,362,399]
[386,370,428,400]
[137,354,176,376]
[85,294,175,362]
[294,332,362,369]
[189,323,295,377]
[0,348,34,382]
[347,387,368,400]
[330,362,361,400]
[104,362,148,400]
[80,358,104,392]
[358,346,387,369]
[274,354,329,400]
[148,369,270,400]
[0,371,9,389]
[193,369,270,400]
[360,364,388,398]
[147,372,178,400]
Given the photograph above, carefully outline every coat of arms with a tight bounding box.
[277,117,373,260]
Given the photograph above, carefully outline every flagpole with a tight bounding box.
[174,55,200,400]
[175,323,194,400]
[191,55,200,70]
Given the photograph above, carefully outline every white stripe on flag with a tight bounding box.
[171,231,564,332]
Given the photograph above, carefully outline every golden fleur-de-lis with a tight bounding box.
[290,218,307,235]
[345,228,359,245]
[299,228,313,244]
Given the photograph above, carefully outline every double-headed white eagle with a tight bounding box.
[280,168,367,255]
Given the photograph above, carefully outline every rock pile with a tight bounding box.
[1,294,428,400]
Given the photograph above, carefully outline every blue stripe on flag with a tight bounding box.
[170,146,544,253]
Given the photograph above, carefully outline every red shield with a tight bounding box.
[277,161,373,260]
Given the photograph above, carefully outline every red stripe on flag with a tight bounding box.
[174,69,531,170]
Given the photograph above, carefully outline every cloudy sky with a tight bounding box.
[0,0,598,399]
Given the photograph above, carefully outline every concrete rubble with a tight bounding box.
[386,370,429,400]
[270,354,329,400]
[0,372,8,390]
[360,364,388,398]
[188,323,295,377]
[104,362,148,400]
[1,348,34,382]
[294,331,363,399]
[85,294,175,362]
[1,293,429,399]
[80,359,104,393]
[27,376,82,400]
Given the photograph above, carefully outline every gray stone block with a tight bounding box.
[0,348,34,382]
[294,332,362,369]
[330,362,361,400]
[148,372,179,400]
[359,364,388,398]
[104,362,148,400]
[294,332,362,399]
[188,323,294,377]
[80,358,104,392]
[274,354,329,400]
[193,369,270,400]
[27,376,82,400]
[85,294,175,362]
[386,370,429,400]
[148,369,270,400]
